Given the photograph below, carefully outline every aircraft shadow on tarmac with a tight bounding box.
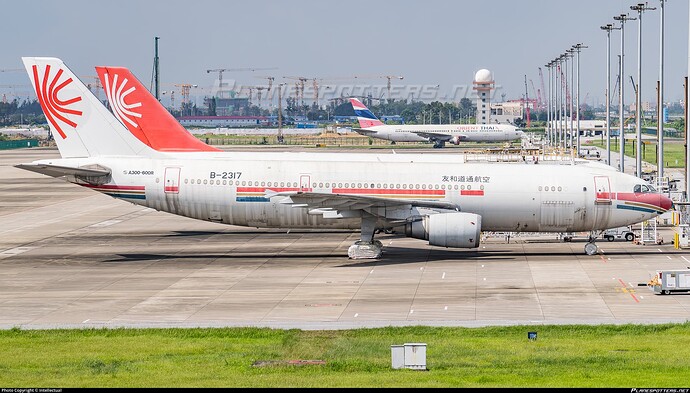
[101,246,667,265]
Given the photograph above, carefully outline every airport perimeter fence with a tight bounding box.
[202,136,427,147]
[0,139,39,150]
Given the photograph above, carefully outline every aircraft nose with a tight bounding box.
[659,194,673,211]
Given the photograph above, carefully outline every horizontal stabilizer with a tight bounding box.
[15,163,111,179]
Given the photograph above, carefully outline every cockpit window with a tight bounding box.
[634,184,655,193]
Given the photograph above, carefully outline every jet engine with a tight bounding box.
[451,136,464,145]
[405,212,481,248]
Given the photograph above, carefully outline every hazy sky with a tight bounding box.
[1,0,688,108]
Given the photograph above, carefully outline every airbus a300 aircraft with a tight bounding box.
[17,57,672,259]
[350,98,524,148]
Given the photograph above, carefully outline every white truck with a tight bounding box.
[603,226,635,242]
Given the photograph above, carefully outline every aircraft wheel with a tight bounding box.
[584,242,598,255]
[625,233,634,242]
[606,236,614,242]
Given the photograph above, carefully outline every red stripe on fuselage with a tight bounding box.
[460,190,484,196]
[80,184,145,191]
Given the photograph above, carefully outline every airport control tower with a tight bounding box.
[473,69,494,124]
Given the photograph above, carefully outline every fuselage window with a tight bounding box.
[558,186,562,192]
[461,185,465,190]
[203,179,208,185]
[454,185,458,190]
[422,184,426,189]
[415,184,420,189]
[434,184,439,190]
[467,185,472,190]
[229,180,234,185]
[197,179,201,184]
[396,184,400,189]
[480,185,484,190]
[280,182,284,187]
[319,183,323,188]
[261,181,265,187]
[184,179,188,184]
[551,186,555,191]
[539,186,542,191]
[242,181,246,186]
[358,183,362,188]
[223,180,227,186]
[293,182,298,188]
[544,184,548,191]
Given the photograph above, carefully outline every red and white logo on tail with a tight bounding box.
[349,98,383,128]
[96,66,220,152]
[103,73,142,128]
[31,64,82,139]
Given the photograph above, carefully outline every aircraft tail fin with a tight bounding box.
[349,98,384,128]
[21,57,156,158]
[95,66,220,152]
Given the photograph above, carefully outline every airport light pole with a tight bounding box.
[562,53,567,150]
[556,55,563,149]
[601,24,619,167]
[658,0,666,180]
[613,13,636,173]
[631,3,656,178]
[567,48,576,151]
[573,44,587,157]
[545,63,552,146]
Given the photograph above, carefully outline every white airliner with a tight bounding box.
[350,98,524,148]
[17,57,672,259]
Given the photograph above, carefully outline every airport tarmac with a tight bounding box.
[1,147,690,330]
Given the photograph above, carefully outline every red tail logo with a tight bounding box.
[102,72,143,128]
[32,65,82,139]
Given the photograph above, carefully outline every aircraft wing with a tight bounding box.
[266,190,459,220]
[411,131,461,142]
[15,163,111,179]
[351,128,379,137]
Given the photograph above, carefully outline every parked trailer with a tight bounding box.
[648,270,690,295]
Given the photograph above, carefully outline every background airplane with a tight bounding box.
[350,98,525,148]
[17,57,672,260]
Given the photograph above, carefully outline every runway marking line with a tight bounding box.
[617,278,640,303]
[682,256,690,263]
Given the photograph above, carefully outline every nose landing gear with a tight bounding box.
[584,231,603,255]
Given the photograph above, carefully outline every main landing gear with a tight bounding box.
[584,231,602,256]
[432,140,445,149]
[348,213,383,259]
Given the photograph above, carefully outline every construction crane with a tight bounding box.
[283,76,308,106]
[538,67,546,109]
[524,75,531,128]
[206,67,277,99]
[309,76,360,108]
[240,85,268,105]
[529,79,539,109]
[349,75,404,101]
[81,75,102,99]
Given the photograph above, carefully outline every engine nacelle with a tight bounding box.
[405,212,482,248]
[451,136,463,145]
